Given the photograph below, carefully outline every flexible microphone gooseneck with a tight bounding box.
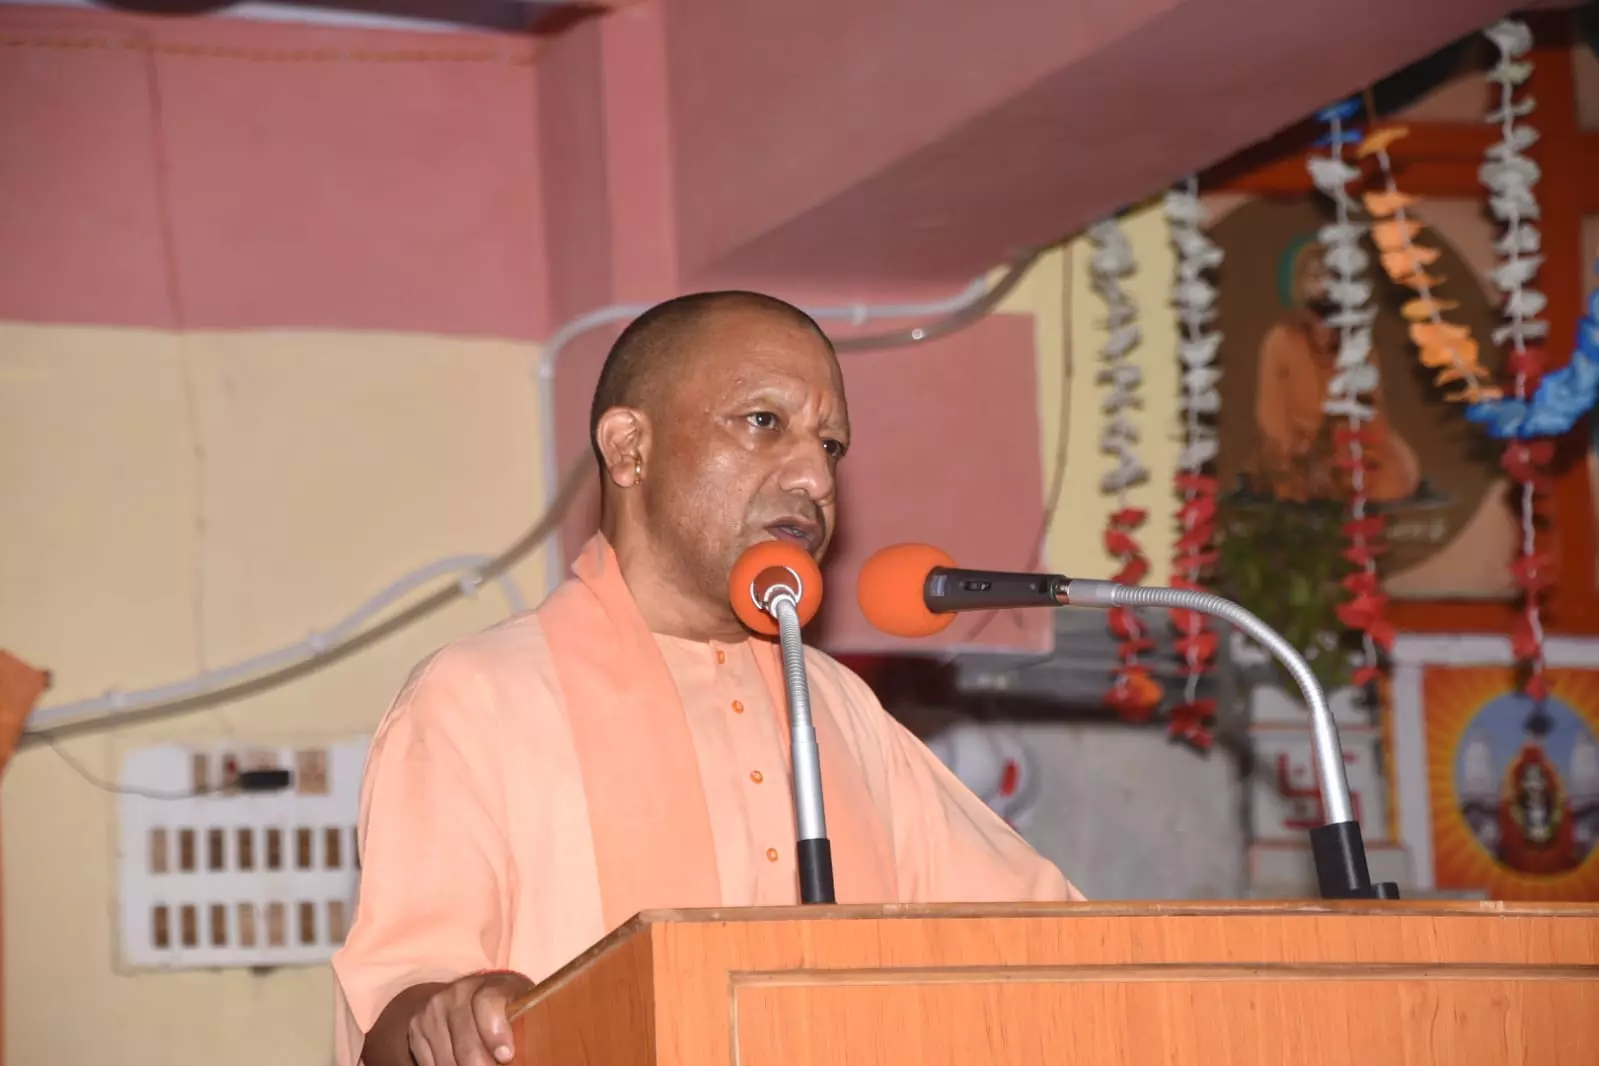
[857,543,1400,902]
[729,541,835,905]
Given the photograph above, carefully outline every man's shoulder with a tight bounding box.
[412,610,553,679]
[799,645,885,714]
[798,642,855,681]
[382,613,558,731]
[796,646,922,771]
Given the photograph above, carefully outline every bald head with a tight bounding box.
[589,291,833,466]
[587,291,850,642]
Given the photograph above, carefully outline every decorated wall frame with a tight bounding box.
[1203,13,1599,638]
[1389,633,1599,900]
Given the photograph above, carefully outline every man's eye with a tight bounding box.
[823,439,847,458]
[747,411,779,430]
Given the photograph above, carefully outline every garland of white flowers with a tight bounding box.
[1481,16,1553,698]
[1086,217,1162,722]
[1307,101,1392,687]
[1162,178,1222,749]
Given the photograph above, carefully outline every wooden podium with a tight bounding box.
[509,901,1599,1065]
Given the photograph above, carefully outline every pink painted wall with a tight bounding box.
[662,0,1522,287]
[2,3,1054,655]
[0,5,548,337]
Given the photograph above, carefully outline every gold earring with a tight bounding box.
[632,456,643,483]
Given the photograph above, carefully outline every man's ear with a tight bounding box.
[595,407,649,488]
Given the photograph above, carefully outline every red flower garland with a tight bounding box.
[1105,506,1162,722]
[1332,431,1396,687]
[1168,473,1220,749]
[1087,217,1163,725]
[1163,182,1222,752]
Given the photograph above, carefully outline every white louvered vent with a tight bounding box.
[115,738,369,971]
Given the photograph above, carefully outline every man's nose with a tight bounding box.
[778,437,836,503]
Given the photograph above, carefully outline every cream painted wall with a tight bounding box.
[0,206,1182,1066]
[1,326,548,1066]
[1054,206,1180,584]
[991,204,1182,583]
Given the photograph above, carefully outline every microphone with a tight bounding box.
[856,543,1063,637]
[857,543,1400,902]
[729,541,835,905]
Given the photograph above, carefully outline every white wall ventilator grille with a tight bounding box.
[115,737,371,971]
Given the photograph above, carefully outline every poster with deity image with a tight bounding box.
[1390,643,1599,901]
[1203,193,1522,600]
[1423,666,1599,899]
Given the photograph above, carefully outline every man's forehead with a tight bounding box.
[678,309,840,383]
[649,346,843,435]
[694,305,828,352]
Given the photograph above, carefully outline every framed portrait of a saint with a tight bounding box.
[1203,192,1515,602]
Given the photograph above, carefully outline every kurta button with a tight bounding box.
[715,649,726,664]
[766,848,779,862]
[731,700,744,714]
[750,770,763,783]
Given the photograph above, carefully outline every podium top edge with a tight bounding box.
[622,900,1599,923]
[507,899,1597,1020]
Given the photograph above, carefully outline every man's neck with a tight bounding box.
[605,523,748,644]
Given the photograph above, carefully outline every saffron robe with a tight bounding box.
[331,534,1077,1064]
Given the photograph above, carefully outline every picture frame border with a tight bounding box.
[1388,633,1599,890]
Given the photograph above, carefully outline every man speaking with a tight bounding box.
[332,292,1082,1066]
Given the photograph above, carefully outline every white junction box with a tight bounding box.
[115,737,371,971]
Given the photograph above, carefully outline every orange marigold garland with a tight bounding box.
[1360,129,1501,405]
[1345,16,1560,698]
[1162,178,1221,750]
[1087,217,1163,722]
[1362,22,1554,698]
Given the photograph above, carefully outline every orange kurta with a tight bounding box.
[331,535,1077,1065]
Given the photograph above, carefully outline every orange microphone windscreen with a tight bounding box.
[728,540,824,636]
[856,543,958,638]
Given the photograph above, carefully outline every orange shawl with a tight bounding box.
[538,535,897,929]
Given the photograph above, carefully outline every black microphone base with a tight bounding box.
[1310,820,1401,900]
[797,837,836,904]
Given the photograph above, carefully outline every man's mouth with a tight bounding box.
[766,519,822,553]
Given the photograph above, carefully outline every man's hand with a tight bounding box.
[365,971,536,1066]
